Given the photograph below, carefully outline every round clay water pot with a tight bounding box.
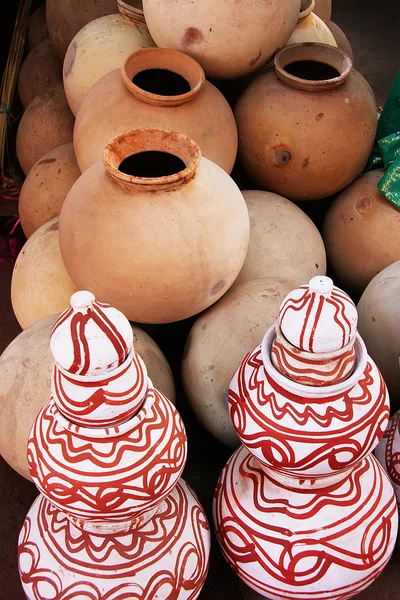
[236,190,326,285]
[27,5,48,51]
[46,0,117,59]
[64,8,155,116]
[142,0,301,79]
[235,43,377,201]
[328,20,354,63]
[11,218,78,330]
[286,0,336,47]
[323,169,400,295]
[357,261,400,409]
[182,277,301,447]
[74,47,237,174]
[18,38,63,110]
[19,143,81,238]
[16,85,75,175]
[313,0,332,22]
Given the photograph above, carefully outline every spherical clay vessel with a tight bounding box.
[313,0,332,22]
[74,47,237,174]
[236,190,326,286]
[16,85,75,175]
[142,0,301,79]
[329,20,354,63]
[11,218,78,330]
[18,39,63,109]
[60,129,250,323]
[64,4,155,116]
[323,169,400,294]
[27,5,48,50]
[19,143,80,238]
[286,0,337,47]
[235,43,377,201]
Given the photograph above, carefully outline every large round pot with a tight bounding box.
[142,0,301,79]
[329,20,354,63]
[27,5,48,51]
[60,129,249,323]
[18,39,63,109]
[235,43,377,201]
[313,0,332,22]
[74,47,237,173]
[286,0,336,47]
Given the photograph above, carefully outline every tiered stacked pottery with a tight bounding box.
[375,408,400,509]
[18,290,210,599]
[214,276,398,599]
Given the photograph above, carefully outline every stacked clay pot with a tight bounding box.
[329,21,354,62]
[18,39,63,109]
[313,0,332,22]
[74,47,238,173]
[375,409,400,508]
[286,0,336,47]
[27,5,48,51]
[235,43,377,201]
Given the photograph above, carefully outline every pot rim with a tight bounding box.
[117,0,146,25]
[298,0,315,22]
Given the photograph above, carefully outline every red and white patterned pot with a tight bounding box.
[375,409,400,507]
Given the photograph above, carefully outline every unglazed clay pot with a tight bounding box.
[16,85,75,175]
[329,21,354,63]
[19,143,80,238]
[142,0,301,79]
[313,0,332,22]
[64,4,155,116]
[357,261,400,409]
[74,47,237,173]
[236,190,326,286]
[182,277,301,447]
[375,410,400,507]
[18,39,63,109]
[61,129,249,323]
[27,5,48,51]
[11,218,78,329]
[235,43,377,201]
[46,0,117,59]
[323,169,400,294]
[286,0,336,47]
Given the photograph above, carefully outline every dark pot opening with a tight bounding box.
[119,151,187,178]
[284,60,341,81]
[132,69,191,96]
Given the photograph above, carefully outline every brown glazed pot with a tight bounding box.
[329,21,354,63]
[323,169,400,295]
[74,48,238,174]
[27,5,48,51]
[16,85,75,175]
[235,43,377,201]
[59,129,250,324]
[46,0,117,59]
[19,143,81,238]
[18,39,63,109]
[313,0,332,22]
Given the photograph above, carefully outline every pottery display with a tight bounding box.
[182,278,301,448]
[64,6,155,116]
[60,129,249,323]
[11,218,78,330]
[329,21,354,63]
[19,143,80,238]
[286,0,337,47]
[74,47,238,174]
[323,169,400,295]
[235,43,377,201]
[18,39,63,109]
[142,0,301,79]
[18,291,210,599]
[375,410,400,506]
[236,190,326,286]
[27,5,48,50]
[16,85,75,175]
[214,276,398,599]
[314,0,332,22]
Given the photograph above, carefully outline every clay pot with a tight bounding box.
[19,143,81,238]
[357,261,400,409]
[182,277,301,447]
[74,48,237,174]
[235,43,377,201]
[286,0,337,47]
[11,218,78,329]
[142,0,301,79]
[18,39,63,109]
[64,6,155,116]
[27,5,48,51]
[60,129,249,324]
[313,0,332,22]
[236,190,326,286]
[16,86,75,175]
[329,20,354,63]
[323,169,400,295]
[46,0,117,59]
[375,410,400,507]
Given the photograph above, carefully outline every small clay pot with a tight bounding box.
[74,47,237,173]
[235,43,377,201]
[16,86,75,175]
[313,0,332,22]
[19,143,80,238]
[329,21,354,63]
[18,39,63,109]
[27,5,49,51]
[286,0,337,47]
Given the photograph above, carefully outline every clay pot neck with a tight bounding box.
[68,504,160,534]
[103,129,201,192]
[260,460,354,491]
[274,43,352,92]
[122,48,205,107]
[118,0,147,25]
[298,0,315,22]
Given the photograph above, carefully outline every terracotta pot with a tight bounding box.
[357,261,400,409]
[236,190,326,286]
[18,39,63,109]
[286,0,337,47]
[182,277,301,447]
[19,143,80,239]
[27,5,48,51]
[16,85,75,175]
[64,5,155,116]
[329,20,354,63]
[46,0,117,59]
[313,0,332,22]
[375,410,400,508]
[11,218,78,329]
[74,47,237,174]
[323,169,400,295]
[235,43,377,201]
[142,0,301,79]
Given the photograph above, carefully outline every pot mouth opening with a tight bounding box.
[132,69,191,96]
[298,0,315,21]
[119,151,187,178]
